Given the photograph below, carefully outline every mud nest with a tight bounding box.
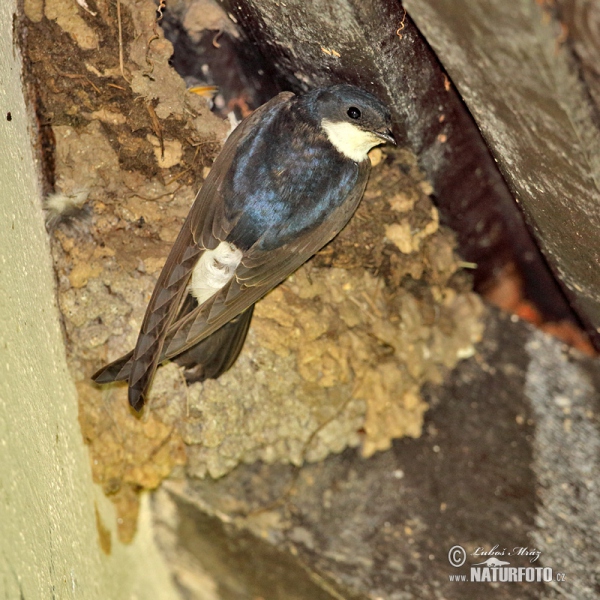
[20,0,483,541]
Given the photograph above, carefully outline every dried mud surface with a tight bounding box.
[20,0,483,540]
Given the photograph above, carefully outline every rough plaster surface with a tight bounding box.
[0,1,179,598]
[526,331,600,599]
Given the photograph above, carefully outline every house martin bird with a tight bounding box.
[92,84,395,411]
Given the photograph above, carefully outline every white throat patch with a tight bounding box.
[321,119,383,162]
[190,241,243,304]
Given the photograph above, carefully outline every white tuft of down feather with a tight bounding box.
[321,120,383,162]
[189,241,243,304]
[44,188,90,223]
[45,191,84,215]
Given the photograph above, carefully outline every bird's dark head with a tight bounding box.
[307,84,395,162]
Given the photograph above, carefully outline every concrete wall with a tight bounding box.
[0,1,179,597]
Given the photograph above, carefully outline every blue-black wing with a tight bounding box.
[92,92,294,409]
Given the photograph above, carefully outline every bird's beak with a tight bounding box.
[374,128,396,146]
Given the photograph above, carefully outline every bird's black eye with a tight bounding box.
[347,106,361,119]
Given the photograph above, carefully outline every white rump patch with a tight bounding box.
[189,241,243,304]
[321,120,383,162]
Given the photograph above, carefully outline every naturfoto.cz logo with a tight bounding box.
[447,545,567,584]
